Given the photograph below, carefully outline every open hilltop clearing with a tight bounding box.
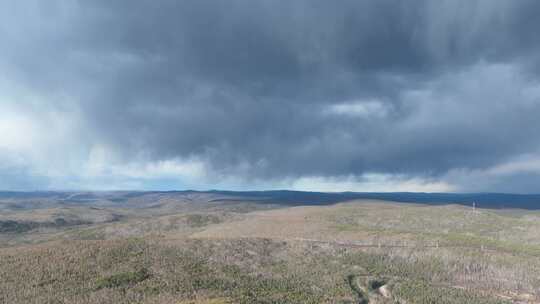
[1,191,540,303]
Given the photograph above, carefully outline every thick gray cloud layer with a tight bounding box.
[2,0,540,191]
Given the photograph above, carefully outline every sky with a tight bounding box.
[1,0,540,193]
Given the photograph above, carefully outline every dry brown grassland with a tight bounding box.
[1,198,539,303]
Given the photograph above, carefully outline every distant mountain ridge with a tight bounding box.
[206,190,540,209]
[1,190,540,209]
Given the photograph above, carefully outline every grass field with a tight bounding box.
[1,193,539,303]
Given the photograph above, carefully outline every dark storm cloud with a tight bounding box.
[2,0,540,190]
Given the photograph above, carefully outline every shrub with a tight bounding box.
[95,268,150,290]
